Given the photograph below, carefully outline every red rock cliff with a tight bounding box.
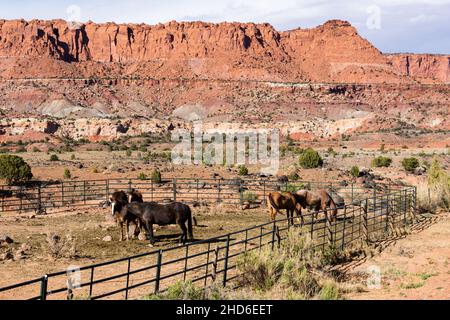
[0,19,447,83]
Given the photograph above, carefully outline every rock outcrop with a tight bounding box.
[2,18,444,83]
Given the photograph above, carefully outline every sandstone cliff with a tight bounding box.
[1,18,439,84]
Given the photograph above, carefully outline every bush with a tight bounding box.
[49,154,59,162]
[63,168,71,179]
[138,172,148,180]
[401,157,419,172]
[350,166,360,178]
[126,150,132,157]
[417,159,450,211]
[0,155,33,185]
[371,156,392,168]
[150,169,161,183]
[45,233,76,260]
[238,165,249,176]
[70,154,76,160]
[299,148,323,169]
[32,147,41,153]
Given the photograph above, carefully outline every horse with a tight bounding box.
[266,192,303,225]
[110,190,143,241]
[121,201,193,245]
[294,189,338,222]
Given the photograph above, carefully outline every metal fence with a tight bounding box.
[0,183,416,300]
[0,178,378,214]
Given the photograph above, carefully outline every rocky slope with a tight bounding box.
[0,19,448,141]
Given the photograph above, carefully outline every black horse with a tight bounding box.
[110,190,143,241]
[121,202,193,245]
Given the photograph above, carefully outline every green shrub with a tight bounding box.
[70,154,76,160]
[0,155,33,185]
[63,169,71,179]
[320,281,341,300]
[371,156,392,168]
[401,157,419,172]
[299,148,323,169]
[150,169,161,183]
[126,150,132,157]
[350,166,360,178]
[138,172,148,180]
[238,165,249,176]
[32,147,41,153]
[143,281,203,300]
[49,154,59,162]
[288,172,300,181]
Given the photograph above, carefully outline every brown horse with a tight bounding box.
[110,190,143,241]
[294,189,338,222]
[266,192,303,225]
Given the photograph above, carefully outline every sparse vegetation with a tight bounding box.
[45,233,76,260]
[49,154,59,162]
[63,168,72,179]
[371,156,392,168]
[238,165,249,176]
[0,154,33,185]
[350,166,360,178]
[299,148,323,169]
[150,169,162,183]
[402,157,419,173]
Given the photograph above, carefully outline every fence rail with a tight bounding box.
[0,178,384,214]
[0,182,416,300]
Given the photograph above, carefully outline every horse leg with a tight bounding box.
[178,222,188,244]
[119,221,125,242]
[133,220,141,239]
[145,221,155,246]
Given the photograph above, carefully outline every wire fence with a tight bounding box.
[0,182,416,300]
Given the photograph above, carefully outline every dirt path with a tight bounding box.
[345,211,450,300]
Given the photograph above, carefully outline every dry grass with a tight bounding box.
[417,160,450,212]
[45,233,76,260]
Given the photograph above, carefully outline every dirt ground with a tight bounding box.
[344,211,450,300]
[0,203,269,292]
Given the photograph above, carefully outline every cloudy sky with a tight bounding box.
[2,0,449,53]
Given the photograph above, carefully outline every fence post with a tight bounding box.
[412,186,417,220]
[217,179,221,203]
[83,181,87,204]
[212,245,219,282]
[40,275,48,301]
[326,211,333,246]
[222,235,230,287]
[385,193,390,234]
[341,207,347,250]
[151,180,154,202]
[183,245,189,281]
[271,221,277,250]
[154,250,162,294]
[37,185,42,213]
[125,259,131,300]
[106,180,110,200]
[204,242,211,287]
[372,188,376,212]
[351,183,354,203]
[239,180,243,206]
[263,180,266,206]
[173,178,177,202]
[61,182,65,206]
[362,199,369,244]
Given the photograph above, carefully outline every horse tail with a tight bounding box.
[186,206,194,239]
[327,192,338,221]
[267,193,283,215]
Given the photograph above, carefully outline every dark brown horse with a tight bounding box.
[120,202,193,245]
[294,189,338,222]
[110,190,143,241]
[266,192,303,225]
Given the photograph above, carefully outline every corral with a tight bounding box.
[0,178,416,300]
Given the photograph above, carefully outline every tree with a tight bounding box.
[350,166,360,178]
[63,168,71,179]
[299,148,323,169]
[50,154,59,161]
[0,155,33,185]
